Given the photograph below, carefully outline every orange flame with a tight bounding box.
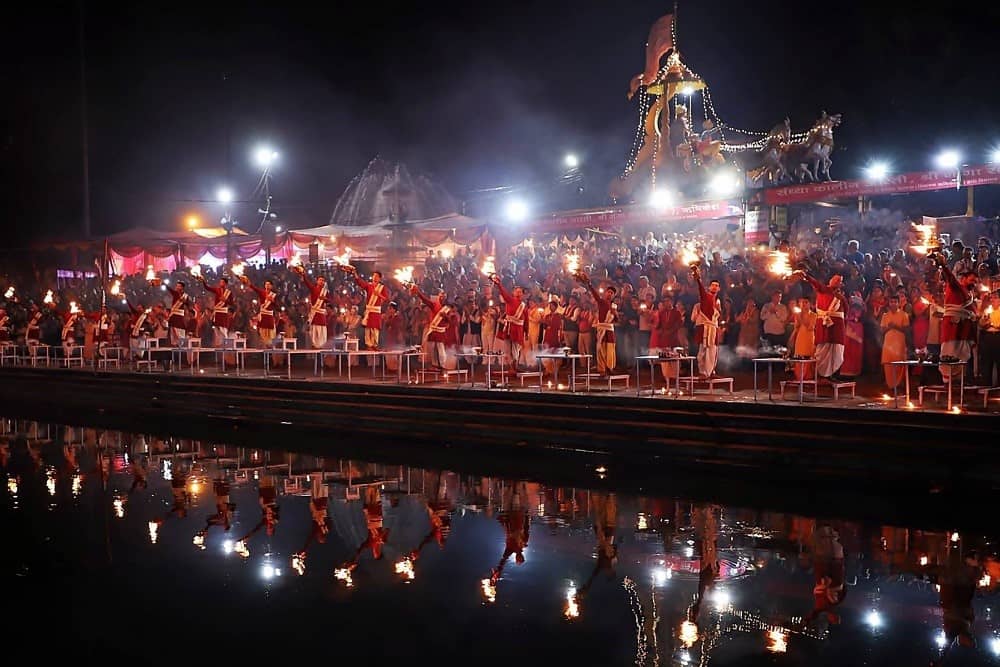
[481,256,497,277]
[768,250,792,277]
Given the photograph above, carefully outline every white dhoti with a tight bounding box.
[170,326,186,346]
[697,343,718,377]
[130,337,146,359]
[214,326,229,342]
[310,325,328,349]
[814,342,845,378]
[940,340,972,381]
[503,339,523,368]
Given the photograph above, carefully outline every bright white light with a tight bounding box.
[709,171,740,196]
[222,539,234,554]
[991,148,1000,164]
[217,187,234,204]
[683,546,694,558]
[990,636,1000,656]
[951,532,960,543]
[679,650,691,664]
[505,199,529,222]
[564,154,579,169]
[713,589,731,610]
[653,567,669,586]
[935,630,947,649]
[681,85,695,96]
[936,150,961,170]
[275,225,282,233]
[261,564,275,580]
[649,188,673,209]
[865,609,883,629]
[865,161,890,181]
[254,146,279,168]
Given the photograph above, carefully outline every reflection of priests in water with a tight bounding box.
[576,492,618,604]
[489,481,531,587]
[237,473,280,543]
[335,486,392,577]
[153,459,191,524]
[930,545,984,662]
[802,525,847,627]
[291,478,332,574]
[195,478,235,543]
[409,472,454,562]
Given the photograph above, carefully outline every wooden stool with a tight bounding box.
[443,369,469,383]
[517,371,543,386]
[830,381,856,400]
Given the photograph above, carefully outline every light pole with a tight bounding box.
[253,145,279,265]
[217,187,235,265]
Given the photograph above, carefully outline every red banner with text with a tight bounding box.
[528,200,743,233]
[762,164,1000,205]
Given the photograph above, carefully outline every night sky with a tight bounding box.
[3,1,999,243]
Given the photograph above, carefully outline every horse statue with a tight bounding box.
[742,118,791,185]
[782,112,841,182]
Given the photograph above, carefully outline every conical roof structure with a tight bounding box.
[329,157,460,227]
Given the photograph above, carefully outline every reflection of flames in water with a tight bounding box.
[291,553,306,576]
[46,467,56,496]
[394,558,415,581]
[980,573,992,588]
[768,250,792,277]
[679,620,699,647]
[480,578,497,603]
[71,474,82,497]
[393,266,414,285]
[766,628,788,653]
[148,521,159,544]
[334,568,354,587]
[564,587,580,619]
[480,256,496,277]
[7,474,18,497]
[3,286,13,299]
[636,513,649,530]
[43,290,54,305]
[113,496,125,519]
[234,540,250,559]
[193,533,205,549]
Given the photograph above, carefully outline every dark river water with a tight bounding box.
[1,417,997,666]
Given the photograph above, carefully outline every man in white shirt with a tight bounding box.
[760,291,789,347]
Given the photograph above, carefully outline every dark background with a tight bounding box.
[3,1,999,243]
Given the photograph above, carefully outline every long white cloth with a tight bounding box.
[815,342,844,378]
[310,325,328,349]
[940,340,971,380]
[697,343,718,377]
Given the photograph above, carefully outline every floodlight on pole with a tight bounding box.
[217,187,234,204]
[935,150,961,170]
[564,154,579,169]
[864,161,890,182]
[254,146,279,169]
[505,199,529,222]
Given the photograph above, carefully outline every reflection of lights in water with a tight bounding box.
[7,475,18,495]
[595,465,607,474]
[162,460,172,481]
[148,522,159,544]
[261,564,280,580]
[334,568,354,588]
[71,474,82,497]
[652,567,670,586]
[683,546,694,558]
[46,467,56,496]
[935,629,948,649]
[193,533,206,549]
[253,470,259,481]
[222,540,234,555]
[234,540,250,559]
[291,553,306,576]
[394,558,415,581]
[713,589,731,611]
[979,573,992,588]
[990,637,1000,656]
[637,513,649,530]
[480,578,496,603]
[865,609,882,629]
[679,620,699,647]
[920,555,929,566]
[537,501,545,516]
[564,586,579,619]
[951,532,960,543]
[766,628,788,653]
[113,497,125,518]
[679,650,691,664]
[189,480,201,495]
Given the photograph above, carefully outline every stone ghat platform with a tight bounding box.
[1,366,997,492]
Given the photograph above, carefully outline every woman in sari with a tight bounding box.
[840,297,865,378]
[880,294,910,389]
